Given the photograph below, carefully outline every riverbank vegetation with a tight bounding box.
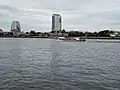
[0,29,120,38]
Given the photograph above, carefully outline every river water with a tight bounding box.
[0,38,120,90]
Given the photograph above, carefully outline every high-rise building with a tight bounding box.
[11,20,21,32]
[11,20,21,36]
[52,14,62,32]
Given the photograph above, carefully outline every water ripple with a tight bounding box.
[0,39,120,90]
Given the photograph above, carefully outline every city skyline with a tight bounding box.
[0,0,120,32]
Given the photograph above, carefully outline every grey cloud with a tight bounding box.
[64,11,120,26]
[0,13,4,17]
[63,16,117,31]
[0,4,18,12]
[22,9,52,16]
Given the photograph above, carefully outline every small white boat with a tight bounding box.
[58,37,86,42]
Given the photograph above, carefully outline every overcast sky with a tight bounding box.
[0,0,120,32]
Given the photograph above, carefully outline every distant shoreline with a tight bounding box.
[80,37,120,40]
[0,36,120,40]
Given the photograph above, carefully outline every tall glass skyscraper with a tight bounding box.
[52,14,62,32]
[11,20,21,32]
[11,20,21,36]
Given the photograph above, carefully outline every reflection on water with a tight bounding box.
[0,38,120,90]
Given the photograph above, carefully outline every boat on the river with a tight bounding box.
[58,37,86,42]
